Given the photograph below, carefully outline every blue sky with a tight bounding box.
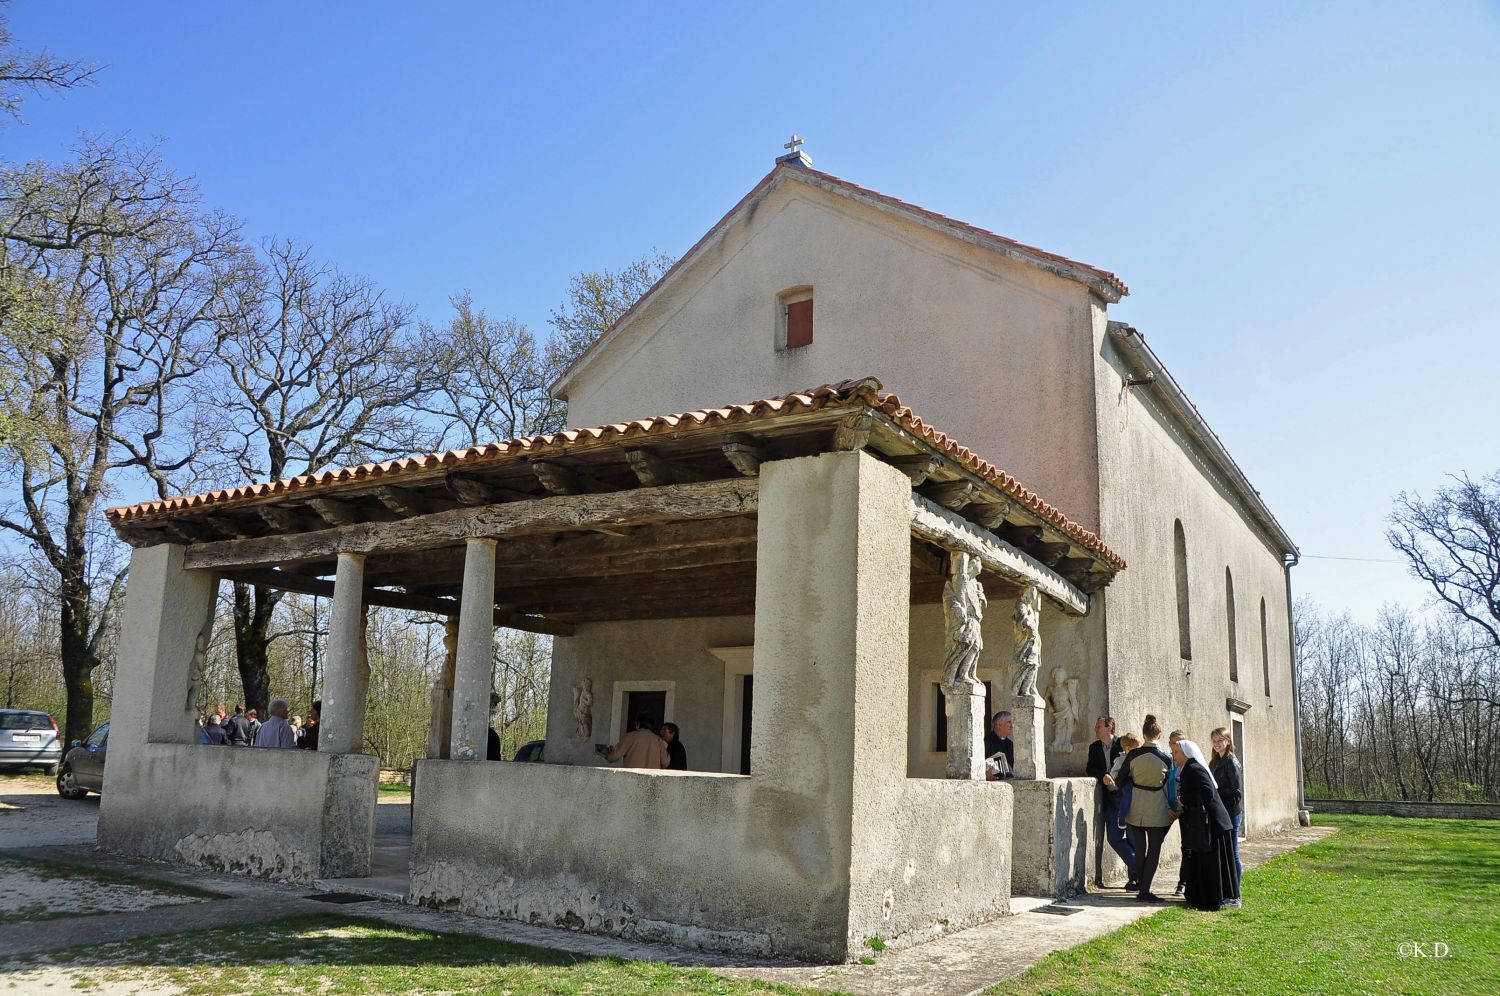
[6,1,1498,623]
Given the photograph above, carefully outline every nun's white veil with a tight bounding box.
[1178,739,1217,787]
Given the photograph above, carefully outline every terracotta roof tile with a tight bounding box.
[105,378,1124,572]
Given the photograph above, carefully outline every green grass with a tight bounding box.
[378,781,413,795]
[12,914,815,995]
[991,815,1500,995]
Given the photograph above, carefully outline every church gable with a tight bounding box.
[552,161,1126,403]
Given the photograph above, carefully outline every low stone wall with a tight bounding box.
[97,743,378,882]
[1307,798,1500,820]
[410,760,1012,961]
[1012,777,1096,898]
[849,777,1013,953]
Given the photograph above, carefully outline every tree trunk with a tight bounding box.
[58,579,99,747]
[231,582,281,714]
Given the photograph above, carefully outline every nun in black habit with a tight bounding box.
[1171,738,1240,911]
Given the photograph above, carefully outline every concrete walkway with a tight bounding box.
[720,824,1337,995]
[0,823,1334,993]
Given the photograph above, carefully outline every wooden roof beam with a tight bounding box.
[182,477,760,571]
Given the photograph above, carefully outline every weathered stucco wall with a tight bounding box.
[98,743,377,881]
[416,453,1013,960]
[408,759,1013,959]
[563,178,1105,532]
[98,541,377,883]
[1011,777,1097,898]
[1090,308,1301,834]
[544,615,753,770]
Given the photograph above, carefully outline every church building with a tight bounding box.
[98,143,1303,962]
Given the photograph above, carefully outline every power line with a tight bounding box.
[1300,554,1406,564]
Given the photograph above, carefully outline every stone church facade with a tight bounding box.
[95,149,1302,963]
[549,150,1303,834]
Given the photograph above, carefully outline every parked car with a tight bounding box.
[56,720,109,799]
[513,739,544,762]
[0,709,62,775]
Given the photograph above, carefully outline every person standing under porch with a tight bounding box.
[1124,714,1173,902]
[984,711,1014,781]
[254,699,299,748]
[604,713,670,769]
[661,723,687,770]
[1088,715,1136,889]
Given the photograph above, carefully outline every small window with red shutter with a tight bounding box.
[778,287,813,350]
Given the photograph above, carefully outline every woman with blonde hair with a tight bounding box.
[1211,727,1244,900]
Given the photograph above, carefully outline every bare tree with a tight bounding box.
[418,292,563,445]
[0,1,98,126]
[0,140,245,744]
[546,249,674,381]
[204,238,432,712]
[1388,471,1500,706]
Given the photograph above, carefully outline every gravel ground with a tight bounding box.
[0,774,99,849]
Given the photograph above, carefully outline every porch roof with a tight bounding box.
[104,378,1123,627]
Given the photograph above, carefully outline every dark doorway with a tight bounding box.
[740,675,754,775]
[624,690,667,735]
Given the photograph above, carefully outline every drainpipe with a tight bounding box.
[1284,551,1311,826]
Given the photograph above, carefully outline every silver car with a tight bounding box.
[0,709,63,774]
[56,720,108,798]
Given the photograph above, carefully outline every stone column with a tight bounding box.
[427,619,459,759]
[1010,584,1046,779]
[320,552,367,754]
[751,450,912,960]
[349,606,372,754]
[449,537,498,760]
[97,543,219,854]
[105,543,219,752]
[941,551,986,780]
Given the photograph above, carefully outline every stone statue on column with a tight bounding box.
[1009,584,1047,779]
[1045,666,1081,751]
[572,677,594,740]
[941,551,987,779]
[1011,585,1042,699]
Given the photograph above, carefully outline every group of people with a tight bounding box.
[197,700,321,751]
[1088,713,1244,911]
[596,713,688,770]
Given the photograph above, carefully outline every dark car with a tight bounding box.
[0,709,62,774]
[56,720,109,798]
[513,739,544,762]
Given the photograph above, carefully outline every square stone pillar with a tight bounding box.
[320,552,367,754]
[1010,693,1048,780]
[450,537,498,760]
[106,543,218,752]
[943,683,986,779]
[752,450,912,960]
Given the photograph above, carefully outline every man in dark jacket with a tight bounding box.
[984,711,1014,780]
[661,723,687,770]
[225,705,252,747]
[1087,715,1136,888]
[202,713,230,746]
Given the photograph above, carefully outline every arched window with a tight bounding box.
[1225,567,1239,683]
[1173,521,1191,660]
[1260,598,1271,696]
